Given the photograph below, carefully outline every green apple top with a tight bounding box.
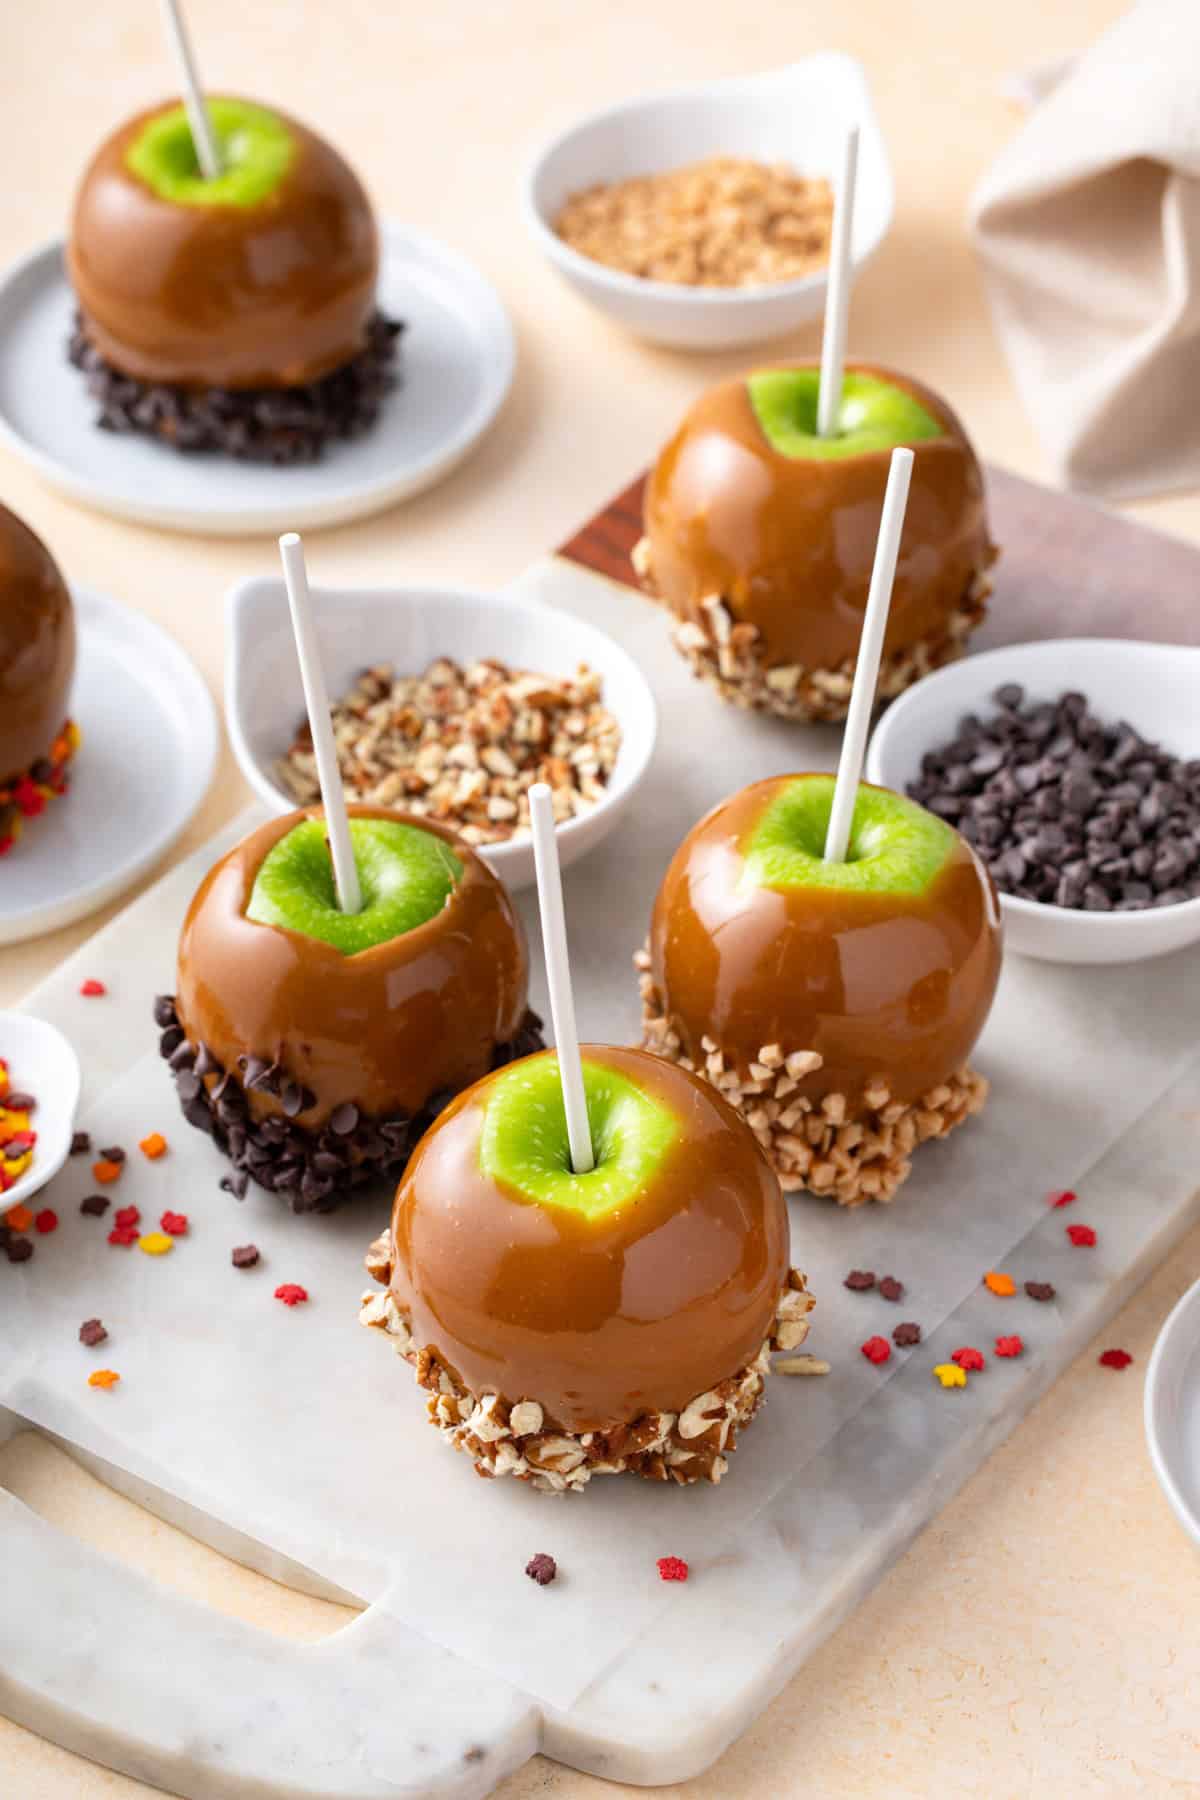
[648,773,1002,1107]
[68,97,379,390]
[386,1044,791,1431]
[643,361,994,674]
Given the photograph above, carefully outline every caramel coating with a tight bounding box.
[649,778,1002,1109]
[389,1045,790,1433]
[644,362,992,670]
[175,806,529,1126]
[0,504,74,783]
[68,98,378,390]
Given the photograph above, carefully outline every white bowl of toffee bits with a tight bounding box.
[867,639,1200,964]
[225,577,657,892]
[523,55,893,349]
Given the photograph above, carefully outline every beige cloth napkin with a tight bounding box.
[970,0,1200,500]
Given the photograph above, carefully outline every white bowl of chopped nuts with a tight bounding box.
[225,577,657,891]
[523,55,893,350]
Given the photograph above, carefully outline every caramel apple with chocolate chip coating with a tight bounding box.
[361,1045,815,1491]
[160,805,541,1214]
[0,503,78,854]
[638,774,1002,1207]
[637,362,996,721]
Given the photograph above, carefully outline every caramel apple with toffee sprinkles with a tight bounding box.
[0,503,78,856]
[637,774,1002,1207]
[635,362,996,721]
[156,804,541,1213]
[361,1046,814,1491]
[67,97,401,461]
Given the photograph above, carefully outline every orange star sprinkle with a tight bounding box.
[5,1204,32,1232]
[138,1132,168,1160]
[87,1369,121,1390]
[984,1271,1016,1297]
[92,1159,123,1184]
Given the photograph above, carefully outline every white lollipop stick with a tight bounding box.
[823,447,914,863]
[529,783,594,1175]
[159,0,222,180]
[278,533,362,915]
[816,125,860,440]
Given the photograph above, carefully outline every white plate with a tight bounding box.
[225,573,658,891]
[0,1011,80,1217]
[1145,1278,1200,1551]
[866,638,1200,965]
[524,54,893,350]
[0,225,515,536]
[0,587,217,945]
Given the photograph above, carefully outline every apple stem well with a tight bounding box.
[158,0,222,180]
[278,532,362,915]
[823,446,914,863]
[529,782,594,1174]
[816,123,859,441]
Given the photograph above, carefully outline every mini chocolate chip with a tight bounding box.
[159,1026,185,1058]
[525,1553,557,1586]
[892,1322,922,1347]
[193,1043,219,1079]
[168,1040,196,1072]
[176,1071,202,1103]
[78,1318,108,1347]
[153,995,177,1028]
[329,1102,359,1136]
[280,1082,305,1118]
[221,1171,250,1200]
[80,1195,110,1217]
[231,1244,260,1268]
[1025,1281,1056,1302]
[70,1130,91,1155]
[843,1269,875,1292]
[877,1276,904,1303]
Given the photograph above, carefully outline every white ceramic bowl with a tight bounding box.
[0,1012,81,1218]
[225,578,658,891]
[523,55,893,350]
[866,639,1200,965]
[1146,1276,1200,1552]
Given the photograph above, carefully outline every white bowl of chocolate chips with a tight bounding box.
[867,639,1200,965]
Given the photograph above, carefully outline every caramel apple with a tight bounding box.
[0,503,78,856]
[361,1044,814,1491]
[67,97,401,461]
[156,805,541,1212]
[638,774,1002,1206]
[636,362,996,721]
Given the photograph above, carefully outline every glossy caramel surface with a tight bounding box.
[389,1045,789,1432]
[175,806,529,1124]
[68,99,378,389]
[0,504,74,783]
[645,362,992,669]
[650,778,1002,1108]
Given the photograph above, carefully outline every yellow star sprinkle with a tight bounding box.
[137,1231,174,1257]
[933,1363,968,1389]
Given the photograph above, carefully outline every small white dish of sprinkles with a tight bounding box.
[1146,1276,1200,1555]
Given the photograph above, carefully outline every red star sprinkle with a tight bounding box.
[860,1335,891,1365]
[995,1335,1024,1358]
[107,1224,138,1247]
[114,1206,141,1230]
[656,1556,689,1582]
[274,1283,309,1307]
[1099,1348,1133,1370]
[1066,1223,1097,1247]
[34,1208,58,1234]
[160,1211,188,1237]
[79,979,107,997]
[951,1346,986,1371]
[1049,1189,1076,1207]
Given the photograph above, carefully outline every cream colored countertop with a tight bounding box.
[3,1,1199,1794]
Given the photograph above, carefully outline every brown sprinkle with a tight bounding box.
[1025,1280,1057,1303]
[78,1318,108,1347]
[878,1276,905,1304]
[844,1270,876,1292]
[524,1553,557,1586]
[70,1131,91,1156]
[80,1195,110,1218]
[892,1322,922,1348]
[98,1145,126,1164]
[231,1244,260,1269]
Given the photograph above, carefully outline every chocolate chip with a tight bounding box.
[153,995,178,1028]
[524,1553,557,1586]
[159,1026,185,1058]
[877,1276,904,1303]
[80,1195,110,1217]
[892,1322,922,1347]
[1024,1281,1056,1302]
[78,1318,108,1347]
[280,1082,306,1118]
[70,1131,91,1156]
[843,1269,875,1292]
[231,1244,260,1268]
[329,1102,359,1136]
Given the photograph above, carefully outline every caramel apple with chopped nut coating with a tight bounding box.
[638,774,1002,1207]
[361,1045,814,1492]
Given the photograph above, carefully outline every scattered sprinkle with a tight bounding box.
[4,1235,33,1263]
[525,1553,557,1586]
[860,1335,891,1365]
[6,1205,32,1232]
[80,1195,109,1217]
[656,1556,689,1582]
[775,1353,831,1376]
[995,1335,1024,1358]
[139,1133,168,1160]
[79,979,107,997]
[951,1346,986,1372]
[232,1244,260,1269]
[1099,1348,1133,1370]
[92,1159,123,1185]
[78,1318,107,1347]
[34,1208,57,1234]
[70,1130,91,1156]
[933,1363,967,1389]
[114,1206,140,1229]
[159,1210,188,1237]
[892,1321,922,1347]
[138,1232,173,1257]
[984,1271,1016,1297]
[877,1276,905,1304]
[1067,1223,1097,1247]
[98,1146,126,1165]
[87,1368,120,1389]
[1049,1189,1077,1208]
[274,1282,308,1307]
[843,1269,875,1292]
[1025,1281,1056,1303]
[107,1224,138,1248]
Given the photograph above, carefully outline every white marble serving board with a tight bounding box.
[3,555,1200,1800]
